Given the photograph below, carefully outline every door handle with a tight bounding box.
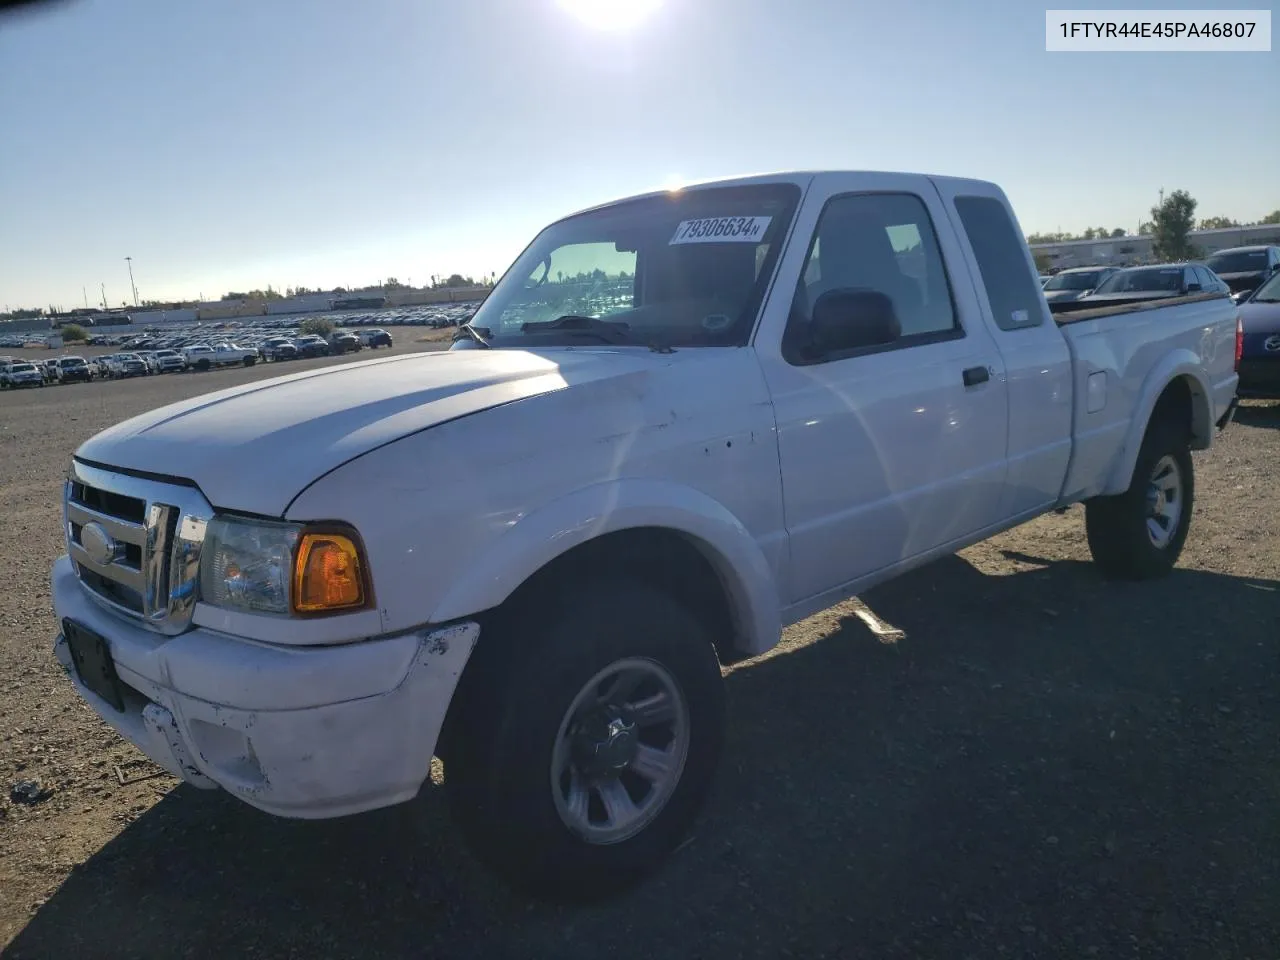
[962,365,990,387]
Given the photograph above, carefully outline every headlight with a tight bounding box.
[199,516,369,616]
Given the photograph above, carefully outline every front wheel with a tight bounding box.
[444,580,725,901]
[243,356,256,367]
[1085,418,1194,580]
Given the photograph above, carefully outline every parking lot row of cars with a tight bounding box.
[0,302,480,352]
[0,323,404,388]
[0,303,484,389]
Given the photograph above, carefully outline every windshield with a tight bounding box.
[61,358,85,366]
[1045,270,1106,291]
[1206,251,1267,273]
[468,183,802,347]
[1249,270,1280,302]
[1095,267,1183,294]
[12,364,35,372]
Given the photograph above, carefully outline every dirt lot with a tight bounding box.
[1,347,1277,958]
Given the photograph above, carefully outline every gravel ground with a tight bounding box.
[1,347,1277,959]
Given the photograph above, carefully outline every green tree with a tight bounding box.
[61,323,88,342]
[1150,190,1199,261]
[1198,216,1239,230]
[1110,228,1126,238]
[1033,252,1053,273]
[1260,210,1280,225]
[299,317,334,338]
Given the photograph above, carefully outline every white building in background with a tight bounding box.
[1031,222,1280,271]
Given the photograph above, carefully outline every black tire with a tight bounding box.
[243,356,256,367]
[444,579,725,902]
[1085,416,1194,580]
[196,359,211,372]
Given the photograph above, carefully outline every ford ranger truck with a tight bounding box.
[51,171,1240,900]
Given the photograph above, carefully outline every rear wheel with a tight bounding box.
[444,580,725,901]
[243,356,256,367]
[1085,418,1194,580]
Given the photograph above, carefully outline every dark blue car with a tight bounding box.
[1236,270,1280,399]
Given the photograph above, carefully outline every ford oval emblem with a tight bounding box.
[80,521,119,567]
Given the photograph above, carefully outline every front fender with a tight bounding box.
[428,478,782,657]
[1102,349,1212,495]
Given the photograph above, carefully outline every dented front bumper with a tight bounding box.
[51,554,478,819]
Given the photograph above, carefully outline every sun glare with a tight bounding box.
[556,0,663,31]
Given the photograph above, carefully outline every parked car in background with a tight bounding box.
[1235,268,1280,399]
[115,354,149,379]
[3,362,45,388]
[56,356,94,383]
[261,337,299,362]
[133,351,161,375]
[184,342,258,370]
[41,359,61,384]
[51,169,1241,900]
[328,330,363,354]
[154,350,187,373]
[359,328,393,348]
[1205,245,1280,301]
[1041,265,1120,304]
[294,335,330,358]
[1075,262,1229,306]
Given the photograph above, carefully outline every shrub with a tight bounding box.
[299,317,334,338]
[61,323,88,342]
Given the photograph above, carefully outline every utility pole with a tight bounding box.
[83,287,89,309]
[100,283,107,310]
[125,257,139,306]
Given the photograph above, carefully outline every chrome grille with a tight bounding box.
[64,459,214,635]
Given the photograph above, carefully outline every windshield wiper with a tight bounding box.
[520,314,635,345]
[452,322,492,348]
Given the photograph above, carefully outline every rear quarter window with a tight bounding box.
[953,196,1048,331]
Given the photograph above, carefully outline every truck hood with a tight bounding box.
[75,348,654,516]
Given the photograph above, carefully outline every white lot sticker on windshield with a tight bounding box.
[670,216,772,245]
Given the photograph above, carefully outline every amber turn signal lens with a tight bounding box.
[292,532,365,613]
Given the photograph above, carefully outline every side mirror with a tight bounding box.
[809,288,901,355]
[1185,282,1202,293]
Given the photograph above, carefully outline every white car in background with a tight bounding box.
[3,362,45,387]
[183,342,259,371]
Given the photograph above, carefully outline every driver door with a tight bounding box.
[754,174,1011,604]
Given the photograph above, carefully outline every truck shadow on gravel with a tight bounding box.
[8,555,1280,959]
[1233,400,1280,430]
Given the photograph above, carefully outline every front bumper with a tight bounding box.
[51,554,479,819]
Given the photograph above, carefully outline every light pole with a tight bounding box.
[125,257,139,307]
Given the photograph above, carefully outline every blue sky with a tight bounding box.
[0,0,1275,309]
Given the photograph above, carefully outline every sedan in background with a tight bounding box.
[1041,265,1120,304]
[1236,269,1280,399]
[1075,263,1229,306]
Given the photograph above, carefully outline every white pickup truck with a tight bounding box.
[51,171,1240,900]
[182,341,259,371]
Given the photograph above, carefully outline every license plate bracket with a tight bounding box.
[63,618,126,712]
